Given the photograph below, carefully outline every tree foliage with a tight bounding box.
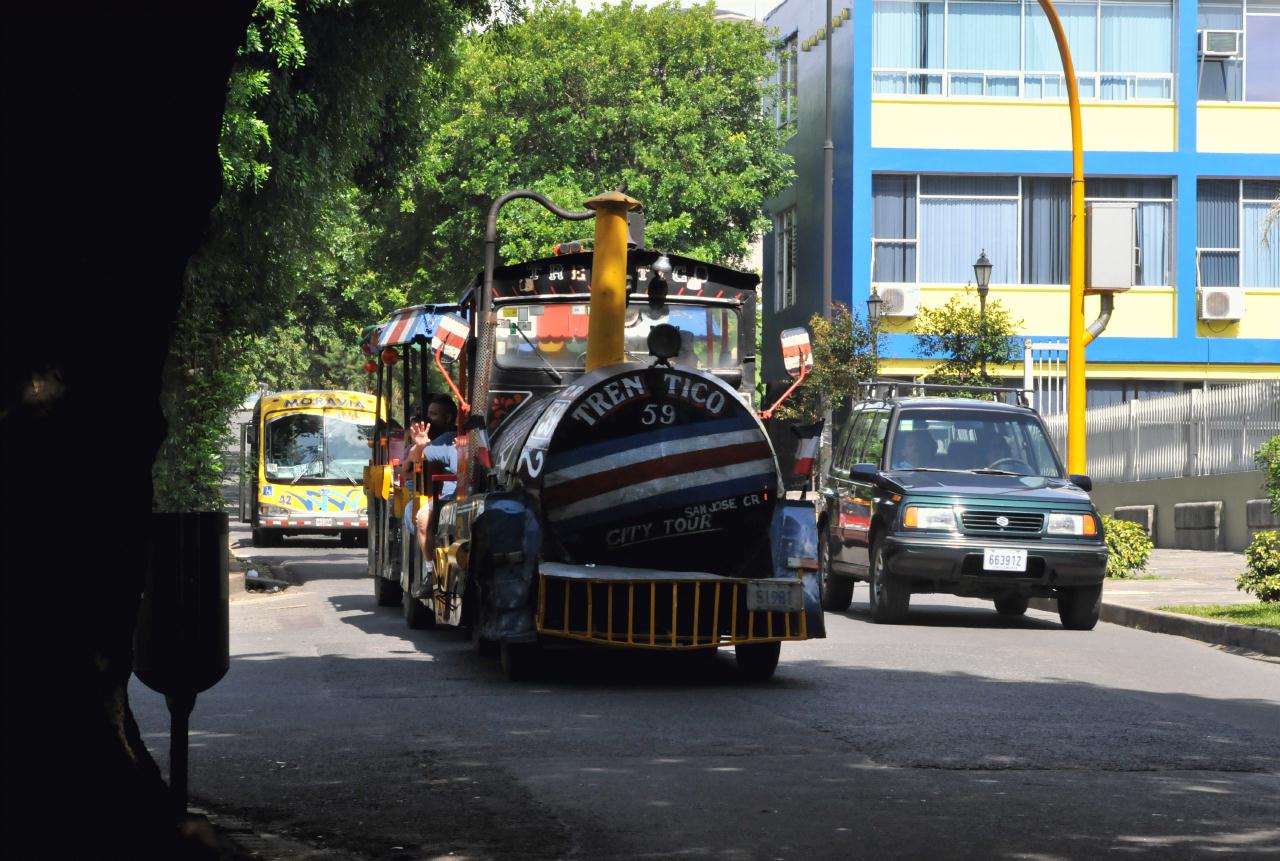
[385,0,794,293]
[155,0,490,510]
[774,304,882,422]
[1256,433,1280,513]
[912,287,1022,390]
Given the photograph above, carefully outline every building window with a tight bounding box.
[775,208,797,310]
[1198,179,1280,288]
[919,175,1020,282]
[872,174,918,282]
[1198,1,1280,102]
[872,0,1174,101]
[1086,178,1174,287]
[872,174,1174,287]
[776,34,798,132]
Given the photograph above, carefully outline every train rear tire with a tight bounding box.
[403,569,435,630]
[500,641,541,681]
[374,575,402,607]
[734,641,781,682]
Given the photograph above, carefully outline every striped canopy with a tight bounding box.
[375,305,463,349]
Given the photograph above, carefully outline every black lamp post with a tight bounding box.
[866,288,884,378]
[973,250,992,377]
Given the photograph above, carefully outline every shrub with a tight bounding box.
[1256,435,1280,514]
[1239,530,1280,603]
[1102,515,1152,579]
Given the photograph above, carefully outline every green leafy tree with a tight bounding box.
[155,0,491,511]
[774,304,881,422]
[913,286,1022,391]
[1256,433,1280,513]
[387,0,795,291]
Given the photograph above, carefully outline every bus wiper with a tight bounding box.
[290,448,321,485]
[508,323,562,382]
[328,459,359,485]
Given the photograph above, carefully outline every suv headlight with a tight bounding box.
[903,505,958,531]
[1047,512,1098,536]
[260,504,290,517]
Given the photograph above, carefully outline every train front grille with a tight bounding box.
[536,572,807,649]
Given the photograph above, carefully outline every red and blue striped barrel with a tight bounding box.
[515,365,779,575]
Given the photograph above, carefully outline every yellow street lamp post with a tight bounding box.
[1036,0,1088,474]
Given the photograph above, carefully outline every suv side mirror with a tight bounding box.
[1069,473,1092,492]
[849,463,880,484]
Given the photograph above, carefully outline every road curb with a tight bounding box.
[1029,598,1280,657]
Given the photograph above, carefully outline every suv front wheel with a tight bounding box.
[819,529,854,612]
[1057,584,1101,630]
[868,540,910,623]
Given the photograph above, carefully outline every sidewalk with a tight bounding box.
[1033,548,1280,658]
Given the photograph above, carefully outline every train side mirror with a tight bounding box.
[780,327,813,379]
[431,313,471,365]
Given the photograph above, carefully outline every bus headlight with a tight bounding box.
[903,505,957,531]
[1046,512,1097,536]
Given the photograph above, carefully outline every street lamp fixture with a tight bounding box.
[974,250,992,378]
[973,250,992,301]
[866,288,884,376]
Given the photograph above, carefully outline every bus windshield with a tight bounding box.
[494,302,740,371]
[265,412,374,484]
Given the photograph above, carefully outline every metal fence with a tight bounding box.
[1022,340,1068,417]
[1043,380,1280,483]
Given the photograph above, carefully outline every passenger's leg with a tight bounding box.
[416,502,433,570]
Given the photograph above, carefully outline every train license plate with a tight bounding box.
[983,548,1027,572]
[745,580,803,612]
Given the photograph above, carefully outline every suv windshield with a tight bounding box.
[889,409,1063,477]
[494,302,740,371]
[265,412,374,484]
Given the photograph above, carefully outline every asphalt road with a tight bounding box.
[129,525,1280,860]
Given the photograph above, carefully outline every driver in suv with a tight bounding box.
[817,389,1107,630]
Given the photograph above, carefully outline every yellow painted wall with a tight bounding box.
[1197,104,1280,154]
[880,357,1280,381]
[1195,290,1280,339]
[872,99,1177,152]
[876,284,1178,339]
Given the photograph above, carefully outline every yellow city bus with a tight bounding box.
[238,390,377,547]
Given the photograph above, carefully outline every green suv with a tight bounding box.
[817,389,1107,630]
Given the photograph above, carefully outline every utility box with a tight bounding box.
[1085,201,1137,293]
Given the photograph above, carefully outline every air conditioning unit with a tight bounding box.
[1198,287,1245,321]
[1199,29,1242,58]
[879,284,920,318]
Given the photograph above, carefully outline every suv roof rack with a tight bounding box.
[860,379,1031,408]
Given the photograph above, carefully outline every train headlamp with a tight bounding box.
[648,323,681,363]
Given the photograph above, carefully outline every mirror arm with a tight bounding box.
[759,360,811,420]
[434,341,471,416]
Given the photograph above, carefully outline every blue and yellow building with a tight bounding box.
[762,0,1280,402]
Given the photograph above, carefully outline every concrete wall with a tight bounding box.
[1090,471,1267,553]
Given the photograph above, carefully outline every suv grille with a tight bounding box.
[960,510,1044,534]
